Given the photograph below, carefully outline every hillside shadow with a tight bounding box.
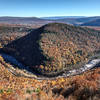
[0,27,48,75]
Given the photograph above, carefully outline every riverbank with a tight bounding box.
[0,53,100,80]
[0,53,100,100]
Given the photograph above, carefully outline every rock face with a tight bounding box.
[1,23,100,76]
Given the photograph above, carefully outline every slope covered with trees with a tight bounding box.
[1,23,100,76]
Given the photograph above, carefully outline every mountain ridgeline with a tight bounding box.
[81,19,100,26]
[1,16,100,26]
[1,23,100,76]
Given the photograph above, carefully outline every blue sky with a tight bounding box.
[0,0,100,17]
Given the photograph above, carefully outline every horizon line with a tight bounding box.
[0,15,100,18]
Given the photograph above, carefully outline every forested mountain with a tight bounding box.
[55,16,100,25]
[0,17,52,25]
[0,16,100,26]
[81,19,100,26]
[1,23,100,76]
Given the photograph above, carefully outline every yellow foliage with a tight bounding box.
[0,43,2,48]
[59,78,65,83]
[51,81,56,86]
[40,65,44,69]
[0,56,4,62]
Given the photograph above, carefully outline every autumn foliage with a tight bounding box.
[1,23,100,76]
[0,59,100,100]
[0,23,100,100]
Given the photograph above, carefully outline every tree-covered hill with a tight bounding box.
[1,23,100,76]
[81,19,100,26]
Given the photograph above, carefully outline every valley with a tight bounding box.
[0,22,100,100]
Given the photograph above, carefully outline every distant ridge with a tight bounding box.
[0,16,100,26]
[81,19,100,26]
[54,16,100,25]
[40,16,86,20]
[0,16,52,25]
